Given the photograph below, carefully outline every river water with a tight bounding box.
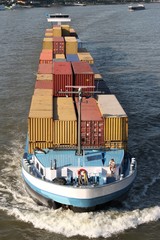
[0,3,160,240]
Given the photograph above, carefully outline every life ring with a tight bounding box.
[78,168,88,185]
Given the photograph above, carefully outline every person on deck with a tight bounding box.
[109,159,116,175]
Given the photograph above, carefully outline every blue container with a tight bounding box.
[66,54,80,62]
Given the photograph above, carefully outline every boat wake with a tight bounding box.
[0,139,160,238]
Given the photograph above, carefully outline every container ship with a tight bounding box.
[22,14,137,211]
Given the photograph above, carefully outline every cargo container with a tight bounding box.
[39,51,53,64]
[28,113,53,142]
[53,97,77,145]
[45,32,53,37]
[45,29,53,33]
[72,62,94,96]
[42,38,53,50]
[97,95,128,149]
[77,52,94,64]
[28,95,53,143]
[66,54,80,62]
[35,80,53,89]
[53,37,65,54]
[75,97,104,146]
[65,37,78,54]
[38,63,53,74]
[34,89,53,96]
[55,54,65,59]
[36,74,53,81]
[53,59,67,62]
[29,95,53,111]
[53,25,62,37]
[53,62,73,96]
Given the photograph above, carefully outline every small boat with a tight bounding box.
[65,2,86,6]
[21,14,137,212]
[73,2,86,6]
[0,4,11,10]
[128,4,145,11]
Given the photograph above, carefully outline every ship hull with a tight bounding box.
[22,165,137,210]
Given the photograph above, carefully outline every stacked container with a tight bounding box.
[42,38,53,50]
[53,62,73,96]
[39,50,53,64]
[45,32,53,37]
[55,54,65,60]
[53,37,65,55]
[75,97,104,147]
[97,95,128,149]
[27,23,128,152]
[77,52,94,64]
[72,62,95,96]
[65,37,78,54]
[53,97,77,145]
[34,89,52,96]
[28,95,53,153]
[37,63,53,81]
[35,80,53,89]
[52,25,62,37]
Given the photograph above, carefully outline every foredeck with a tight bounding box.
[34,149,124,168]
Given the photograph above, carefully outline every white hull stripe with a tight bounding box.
[22,167,136,207]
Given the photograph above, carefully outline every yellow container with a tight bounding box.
[94,73,103,80]
[65,37,78,54]
[104,141,127,150]
[77,52,94,64]
[53,97,77,145]
[104,117,128,142]
[30,95,53,108]
[53,120,77,145]
[28,116,53,142]
[53,26,62,37]
[55,54,65,59]
[97,94,128,148]
[37,74,53,81]
[45,32,53,37]
[42,38,53,50]
[34,89,52,96]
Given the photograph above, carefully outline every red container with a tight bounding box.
[75,97,104,146]
[35,80,53,89]
[39,51,53,64]
[38,63,53,74]
[72,62,94,96]
[53,37,65,54]
[53,62,73,96]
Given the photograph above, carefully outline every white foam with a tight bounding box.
[1,138,160,238]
